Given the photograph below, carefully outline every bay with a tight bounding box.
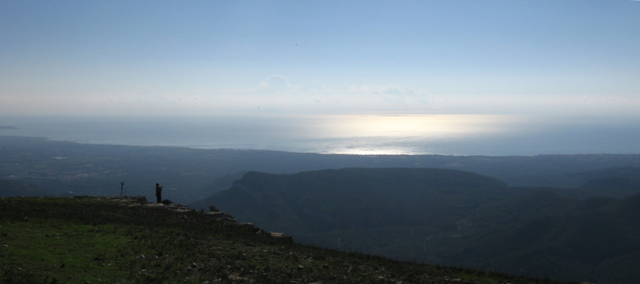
[1,114,639,156]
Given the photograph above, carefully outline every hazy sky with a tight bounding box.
[1,0,639,117]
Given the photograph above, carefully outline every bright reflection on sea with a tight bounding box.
[287,114,522,155]
[309,114,515,139]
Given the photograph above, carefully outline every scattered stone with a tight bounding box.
[268,232,293,241]
[229,274,250,281]
[132,196,148,203]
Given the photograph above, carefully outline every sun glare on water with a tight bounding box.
[300,114,521,155]
[315,114,517,138]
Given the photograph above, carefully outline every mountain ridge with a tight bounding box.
[197,167,640,283]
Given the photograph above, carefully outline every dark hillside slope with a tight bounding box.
[468,190,580,227]
[188,171,248,209]
[578,176,640,199]
[440,192,640,284]
[209,168,517,260]
[558,166,640,199]
[204,168,640,283]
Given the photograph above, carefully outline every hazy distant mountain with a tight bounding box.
[4,136,640,204]
[513,166,640,200]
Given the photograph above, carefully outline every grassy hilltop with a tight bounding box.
[0,196,576,284]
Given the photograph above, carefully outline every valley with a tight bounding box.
[2,135,640,283]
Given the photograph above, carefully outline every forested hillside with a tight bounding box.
[202,168,640,284]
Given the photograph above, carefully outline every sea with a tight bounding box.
[1,114,639,156]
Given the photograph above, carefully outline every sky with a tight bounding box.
[1,0,639,117]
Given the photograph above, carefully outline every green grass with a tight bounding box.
[0,196,578,284]
[1,220,130,283]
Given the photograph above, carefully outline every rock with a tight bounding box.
[268,232,293,241]
[132,196,148,203]
[229,275,249,281]
[237,223,259,231]
[160,199,174,205]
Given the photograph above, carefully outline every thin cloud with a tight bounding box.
[349,84,428,105]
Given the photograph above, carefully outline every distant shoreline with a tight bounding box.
[0,126,18,130]
[2,114,640,155]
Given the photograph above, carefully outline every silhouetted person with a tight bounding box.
[155,183,163,203]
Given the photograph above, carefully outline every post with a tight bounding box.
[120,182,125,196]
